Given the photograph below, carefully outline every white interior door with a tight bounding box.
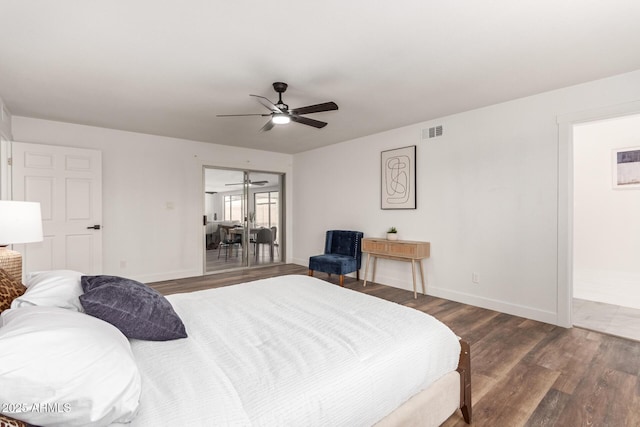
[11,142,102,274]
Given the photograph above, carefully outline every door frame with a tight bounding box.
[556,100,640,327]
[202,165,285,274]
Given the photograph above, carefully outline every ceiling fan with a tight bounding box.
[225,180,269,187]
[217,82,338,131]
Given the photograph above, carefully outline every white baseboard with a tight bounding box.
[427,285,558,325]
[286,260,560,325]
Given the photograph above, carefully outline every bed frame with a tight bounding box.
[457,340,473,423]
[375,339,472,427]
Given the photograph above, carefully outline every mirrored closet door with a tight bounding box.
[203,167,284,273]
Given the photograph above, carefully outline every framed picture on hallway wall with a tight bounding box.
[381,145,416,209]
[613,146,640,189]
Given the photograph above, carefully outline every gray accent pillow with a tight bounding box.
[79,275,187,341]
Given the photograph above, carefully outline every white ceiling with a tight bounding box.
[1,1,640,154]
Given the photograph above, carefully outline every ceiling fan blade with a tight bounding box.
[260,119,275,132]
[250,95,283,113]
[290,102,338,115]
[290,115,327,129]
[225,180,269,186]
[216,113,271,117]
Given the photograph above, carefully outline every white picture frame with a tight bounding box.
[612,146,640,189]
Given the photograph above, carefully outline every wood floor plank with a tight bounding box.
[471,314,548,380]
[148,264,640,427]
[523,389,572,427]
[468,362,560,426]
[553,367,637,427]
[593,334,640,377]
[437,304,501,344]
[525,326,602,394]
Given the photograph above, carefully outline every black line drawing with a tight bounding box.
[381,146,416,209]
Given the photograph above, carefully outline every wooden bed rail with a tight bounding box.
[456,339,472,424]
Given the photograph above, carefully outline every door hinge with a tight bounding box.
[7,157,11,166]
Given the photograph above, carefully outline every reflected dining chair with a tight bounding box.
[218,227,242,261]
[308,230,364,287]
[270,226,279,257]
[254,228,274,262]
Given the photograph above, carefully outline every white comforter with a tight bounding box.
[119,275,460,426]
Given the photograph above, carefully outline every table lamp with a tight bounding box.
[0,200,44,282]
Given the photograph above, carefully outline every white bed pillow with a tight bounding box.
[11,270,84,311]
[0,306,141,427]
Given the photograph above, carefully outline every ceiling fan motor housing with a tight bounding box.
[273,82,289,110]
[273,82,288,93]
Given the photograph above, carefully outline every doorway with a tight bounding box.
[571,113,640,341]
[203,167,284,273]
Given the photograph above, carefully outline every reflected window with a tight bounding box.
[254,191,278,228]
[224,194,242,221]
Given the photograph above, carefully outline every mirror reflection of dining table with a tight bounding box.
[228,226,274,261]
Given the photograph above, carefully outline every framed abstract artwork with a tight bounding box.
[381,145,416,209]
[612,146,640,189]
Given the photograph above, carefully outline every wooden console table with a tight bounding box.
[361,238,430,299]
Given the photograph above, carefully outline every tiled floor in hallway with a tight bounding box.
[573,298,640,341]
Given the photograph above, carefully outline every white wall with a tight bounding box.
[292,69,640,325]
[574,113,640,309]
[10,117,293,283]
[0,95,12,199]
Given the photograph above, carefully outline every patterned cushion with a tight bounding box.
[0,268,27,313]
[0,414,28,427]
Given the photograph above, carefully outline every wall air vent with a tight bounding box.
[422,125,444,139]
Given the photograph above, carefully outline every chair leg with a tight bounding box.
[308,270,314,277]
[339,275,344,287]
[356,270,360,281]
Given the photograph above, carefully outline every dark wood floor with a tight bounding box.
[150,264,640,427]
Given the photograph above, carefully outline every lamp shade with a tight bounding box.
[0,201,44,245]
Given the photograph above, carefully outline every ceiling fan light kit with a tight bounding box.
[272,114,291,124]
[217,82,338,131]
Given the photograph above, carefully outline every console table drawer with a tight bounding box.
[390,242,430,258]
[362,239,388,253]
[362,238,430,259]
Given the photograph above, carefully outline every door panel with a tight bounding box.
[66,178,93,219]
[26,236,55,271]
[25,177,54,219]
[66,234,95,272]
[12,142,103,274]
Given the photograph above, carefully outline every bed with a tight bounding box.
[0,270,471,427]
